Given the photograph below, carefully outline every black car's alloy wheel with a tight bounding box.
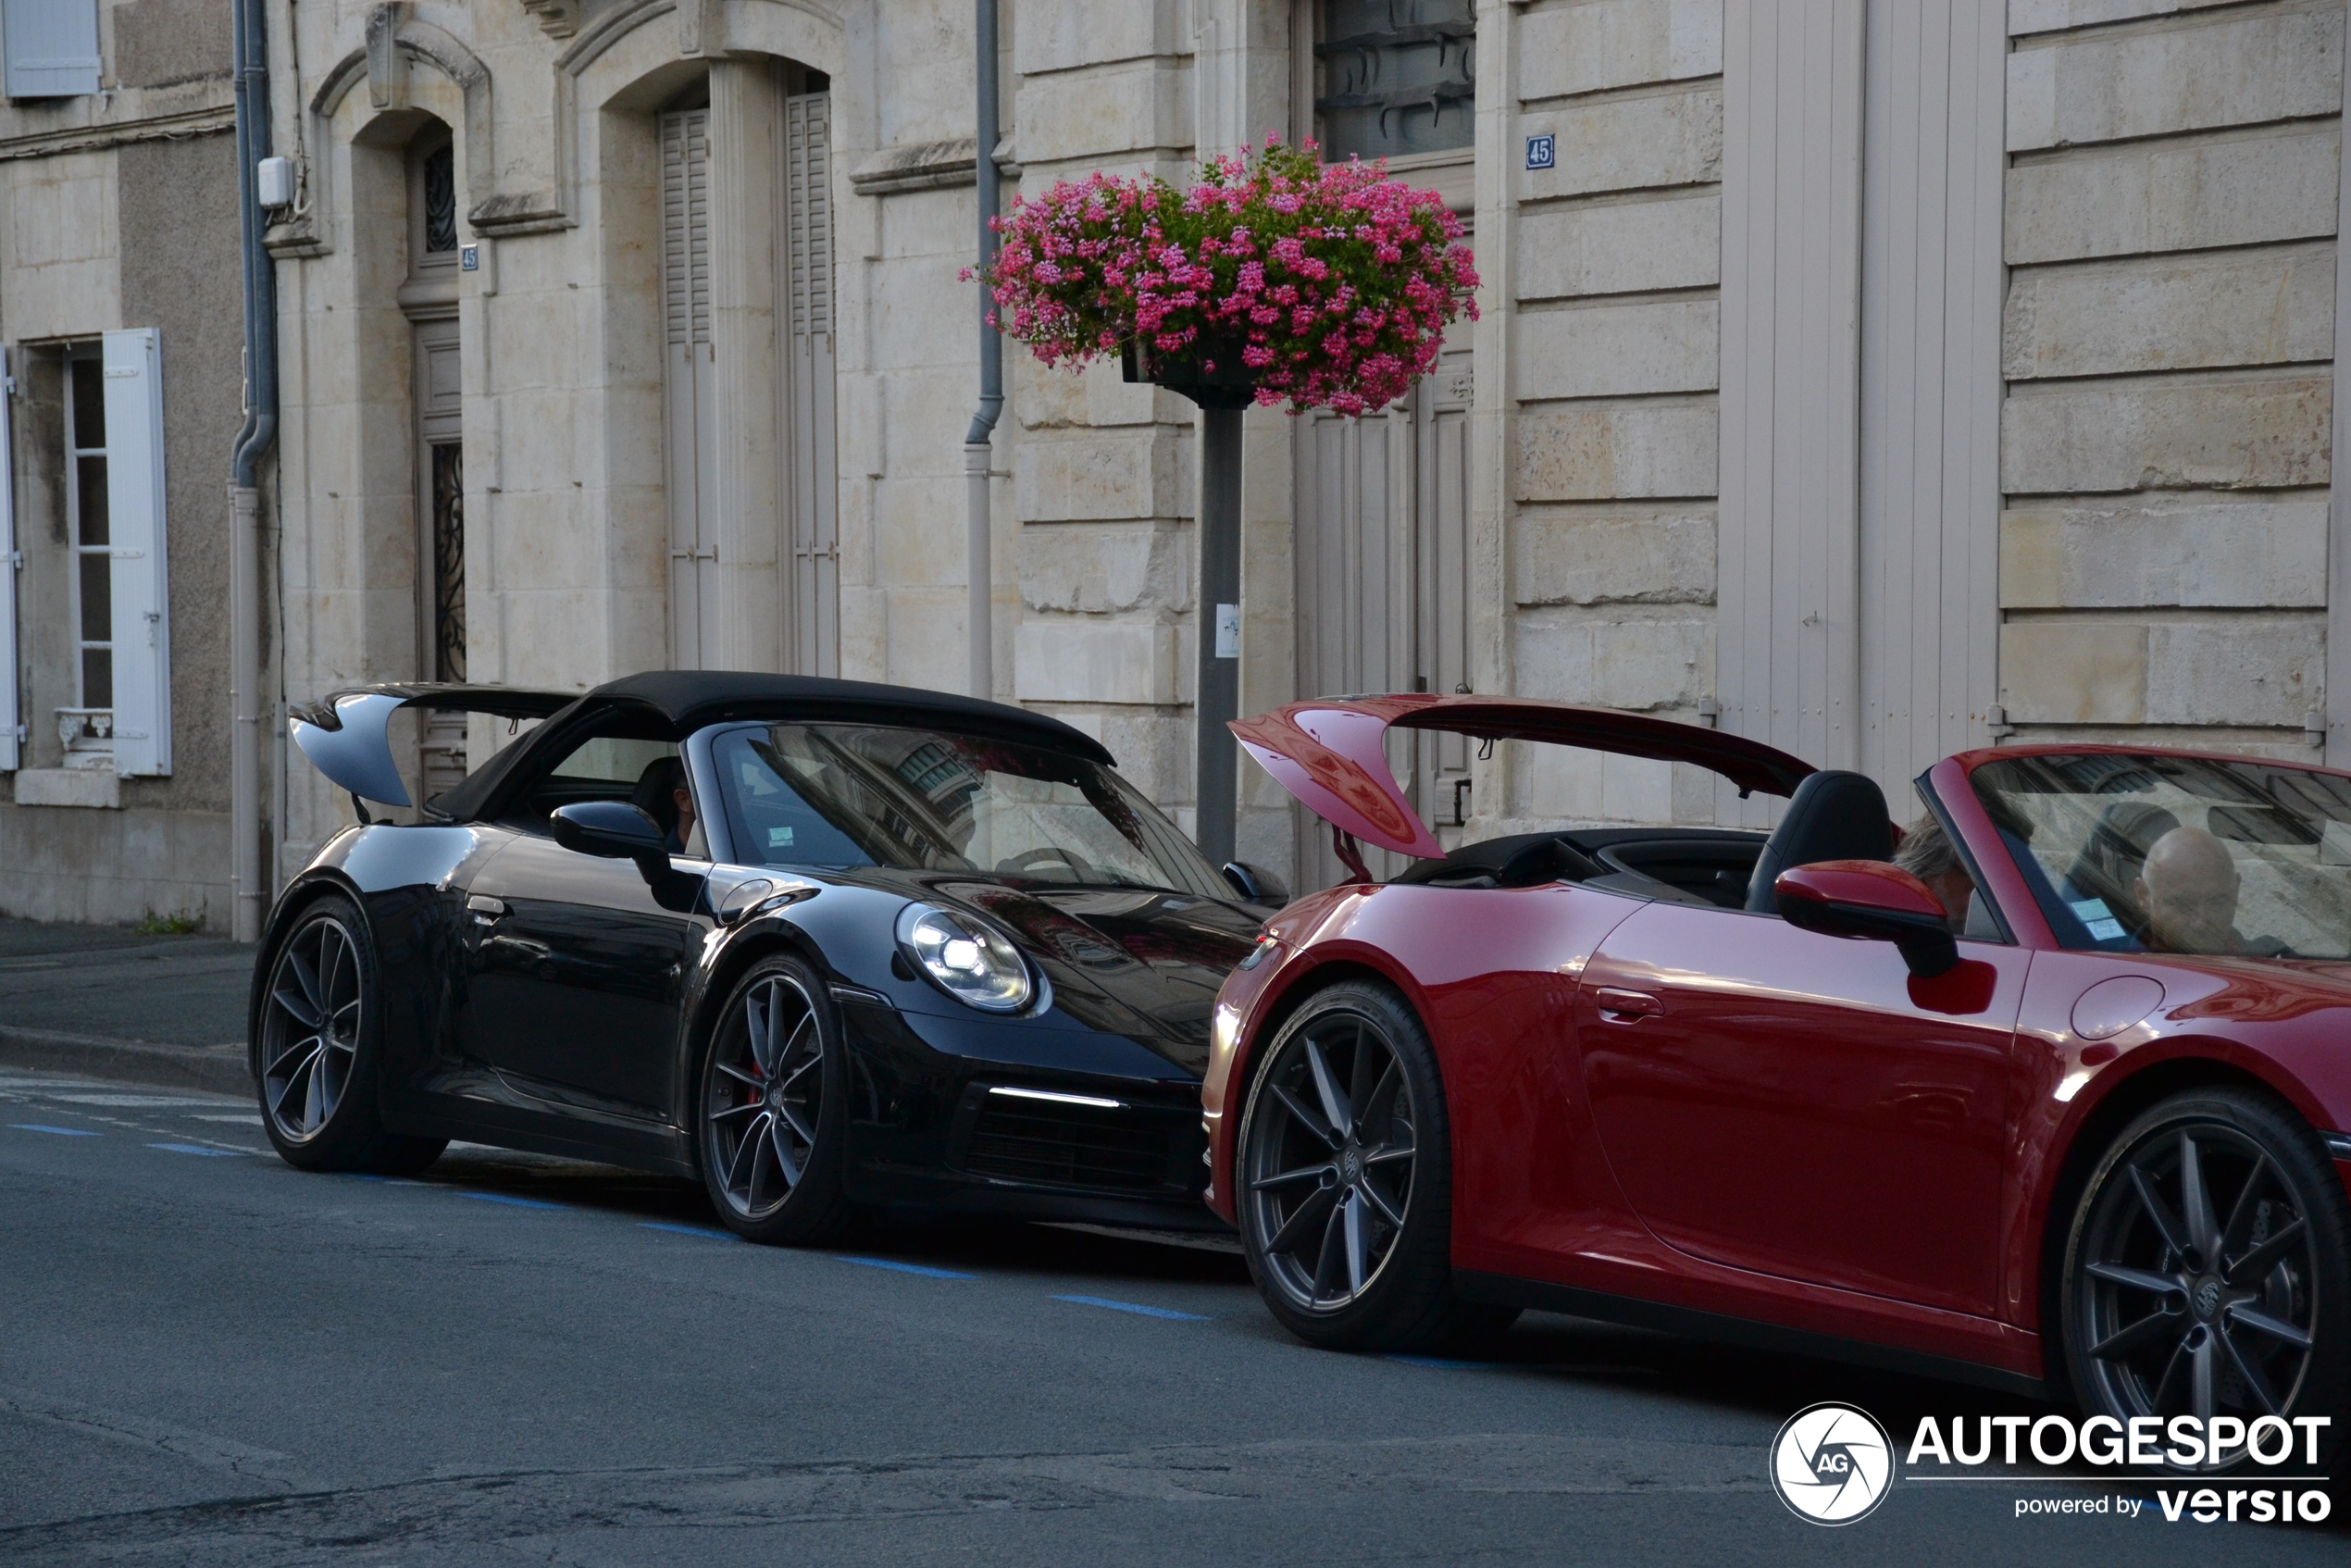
[255,894,445,1175]
[2063,1088,2349,1473]
[699,956,854,1244]
[1237,980,1515,1351]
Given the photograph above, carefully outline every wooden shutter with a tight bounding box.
[1856,0,2004,790]
[0,346,18,772]
[2,0,100,99]
[661,107,718,670]
[102,328,169,777]
[781,91,839,677]
[1412,346,1474,837]
[1294,403,1414,885]
[1716,0,1867,825]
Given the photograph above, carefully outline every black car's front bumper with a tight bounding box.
[832,993,1222,1231]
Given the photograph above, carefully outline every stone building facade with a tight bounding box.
[0,0,244,923]
[6,0,2350,924]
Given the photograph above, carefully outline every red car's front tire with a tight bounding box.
[1234,979,1515,1352]
[2060,1086,2349,1476]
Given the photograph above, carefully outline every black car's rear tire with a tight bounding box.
[2060,1086,2349,1475]
[255,892,446,1175]
[1235,979,1516,1352]
[697,954,857,1245]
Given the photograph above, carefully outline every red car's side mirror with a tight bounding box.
[1774,860,1959,978]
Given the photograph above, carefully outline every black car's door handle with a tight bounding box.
[466,894,506,922]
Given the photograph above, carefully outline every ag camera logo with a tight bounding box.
[1771,1402,1895,1524]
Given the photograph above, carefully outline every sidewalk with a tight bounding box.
[0,916,254,1093]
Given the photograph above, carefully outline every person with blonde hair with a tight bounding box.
[1893,813,1974,933]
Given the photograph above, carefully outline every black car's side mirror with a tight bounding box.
[552,802,705,913]
[552,800,665,861]
[1774,860,1959,978]
[1222,861,1289,906]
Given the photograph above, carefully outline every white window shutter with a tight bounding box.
[103,328,168,778]
[782,91,840,678]
[660,107,717,670]
[0,346,18,772]
[2,0,101,99]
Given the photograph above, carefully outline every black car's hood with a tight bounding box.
[838,870,1263,1077]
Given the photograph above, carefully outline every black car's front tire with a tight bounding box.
[2060,1086,2349,1475]
[697,954,856,1245]
[255,892,446,1175]
[1235,979,1516,1352]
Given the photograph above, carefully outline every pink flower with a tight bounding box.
[975,139,1475,417]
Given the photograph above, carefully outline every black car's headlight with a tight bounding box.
[895,903,1036,1013]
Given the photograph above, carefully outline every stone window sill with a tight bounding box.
[12,768,121,809]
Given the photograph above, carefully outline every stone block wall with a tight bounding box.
[1998,0,2342,752]
[1499,0,1724,829]
[1002,0,1206,830]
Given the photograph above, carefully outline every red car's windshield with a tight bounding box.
[1971,752,2351,960]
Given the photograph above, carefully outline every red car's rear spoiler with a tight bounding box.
[1229,694,1815,860]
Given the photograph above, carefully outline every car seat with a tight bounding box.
[1744,770,1897,913]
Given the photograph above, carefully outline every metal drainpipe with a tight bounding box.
[229,0,280,943]
[964,0,1001,701]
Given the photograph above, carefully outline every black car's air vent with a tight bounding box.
[961,1094,1177,1192]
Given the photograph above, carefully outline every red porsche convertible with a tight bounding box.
[1202,694,2351,1467]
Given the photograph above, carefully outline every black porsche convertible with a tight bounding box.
[255,671,1280,1242]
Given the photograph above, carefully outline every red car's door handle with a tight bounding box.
[1594,987,1664,1021]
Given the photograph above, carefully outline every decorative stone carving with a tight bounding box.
[518,0,580,38]
[365,2,411,110]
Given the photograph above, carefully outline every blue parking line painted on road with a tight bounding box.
[1051,1294,1208,1322]
[342,1174,422,1185]
[456,1191,567,1210]
[836,1255,976,1280]
[147,1143,243,1157]
[9,1125,98,1137]
[642,1222,737,1241]
[1381,1353,1486,1369]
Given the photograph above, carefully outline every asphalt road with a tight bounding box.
[2,1065,2343,1566]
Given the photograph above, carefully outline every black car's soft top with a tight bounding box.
[290,672,1114,811]
[584,671,1113,764]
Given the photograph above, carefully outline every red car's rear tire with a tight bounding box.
[2059,1086,2349,1476]
[1234,979,1515,1352]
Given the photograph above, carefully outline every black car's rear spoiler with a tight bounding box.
[289,683,578,808]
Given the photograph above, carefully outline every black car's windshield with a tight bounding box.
[1972,752,2351,960]
[709,724,1229,897]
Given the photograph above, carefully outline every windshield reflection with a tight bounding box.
[709,724,1228,899]
[1972,753,2351,960]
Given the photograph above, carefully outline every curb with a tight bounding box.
[0,1025,250,1096]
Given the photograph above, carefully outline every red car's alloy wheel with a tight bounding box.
[2067,1092,2342,1469]
[1241,1008,1419,1313]
[703,971,827,1222]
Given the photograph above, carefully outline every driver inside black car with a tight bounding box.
[630,756,703,856]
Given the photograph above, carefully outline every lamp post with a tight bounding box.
[1124,342,1253,866]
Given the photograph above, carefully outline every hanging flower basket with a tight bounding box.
[974,139,1478,417]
